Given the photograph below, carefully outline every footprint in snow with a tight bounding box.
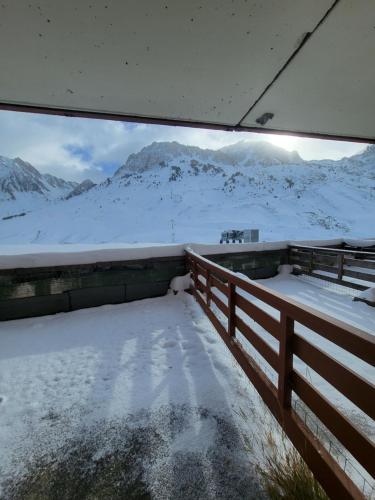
[213,360,226,372]
[161,340,177,348]
[204,336,217,345]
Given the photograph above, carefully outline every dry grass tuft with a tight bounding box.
[256,432,329,500]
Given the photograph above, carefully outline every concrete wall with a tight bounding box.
[0,249,288,321]
[208,248,288,280]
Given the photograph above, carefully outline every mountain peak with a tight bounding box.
[0,154,78,202]
[343,143,375,164]
[114,140,303,177]
[114,141,209,176]
[217,140,302,165]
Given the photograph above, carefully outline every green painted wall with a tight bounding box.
[0,249,287,321]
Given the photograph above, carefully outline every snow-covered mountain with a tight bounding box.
[65,179,96,200]
[0,141,374,244]
[115,140,302,177]
[0,156,77,199]
[0,155,78,214]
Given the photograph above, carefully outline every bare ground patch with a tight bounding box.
[1,405,265,500]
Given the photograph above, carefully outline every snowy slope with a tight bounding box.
[0,141,374,244]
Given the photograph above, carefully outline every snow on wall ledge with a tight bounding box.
[0,238,343,270]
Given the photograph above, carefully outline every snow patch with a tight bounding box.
[344,238,375,248]
[277,264,294,275]
[169,273,191,293]
[357,287,375,303]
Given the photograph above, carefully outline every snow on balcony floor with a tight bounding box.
[0,273,374,498]
[0,292,268,499]
[258,272,375,335]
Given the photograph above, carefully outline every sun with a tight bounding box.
[267,134,299,152]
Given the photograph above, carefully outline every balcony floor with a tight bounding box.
[0,292,266,499]
[0,274,374,499]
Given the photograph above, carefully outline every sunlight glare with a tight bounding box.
[267,134,299,152]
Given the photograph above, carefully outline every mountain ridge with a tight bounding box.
[0,155,78,201]
[0,140,373,244]
[114,140,304,177]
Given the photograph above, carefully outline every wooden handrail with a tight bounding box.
[187,250,375,365]
[290,244,375,257]
[187,249,375,500]
[289,243,375,293]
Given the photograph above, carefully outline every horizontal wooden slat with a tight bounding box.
[230,340,281,421]
[308,271,367,291]
[211,274,229,296]
[193,287,227,339]
[315,253,339,265]
[289,256,311,266]
[196,280,207,295]
[211,290,229,317]
[343,269,375,283]
[292,371,375,478]
[293,334,375,420]
[290,244,375,258]
[196,262,208,278]
[235,292,280,340]
[312,263,339,274]
[290,248,312,256]
[235,316,279,372]
[291,249,338,266]
[198,274,207,286]
[291,259,338,279]
[345,258,375,270]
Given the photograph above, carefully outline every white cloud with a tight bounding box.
[0,110,368,182]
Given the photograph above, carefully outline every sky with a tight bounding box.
[0,110,368,183]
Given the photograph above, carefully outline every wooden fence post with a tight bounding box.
[309,250,314,273]
[228,282,236,337]
[337,254,344,281]
[194,260,199,291]
[207,270,211,307]
[278,311,294,409]
[188,257,193,289]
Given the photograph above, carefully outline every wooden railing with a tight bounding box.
[187,249,375,500]
[289,244,375,290]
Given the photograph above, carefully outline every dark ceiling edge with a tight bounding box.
[0,102,373,145]
[236,0,341,127]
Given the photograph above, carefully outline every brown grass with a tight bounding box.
[256,431,329,500]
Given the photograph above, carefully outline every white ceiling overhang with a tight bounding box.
[0,0,374,142]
